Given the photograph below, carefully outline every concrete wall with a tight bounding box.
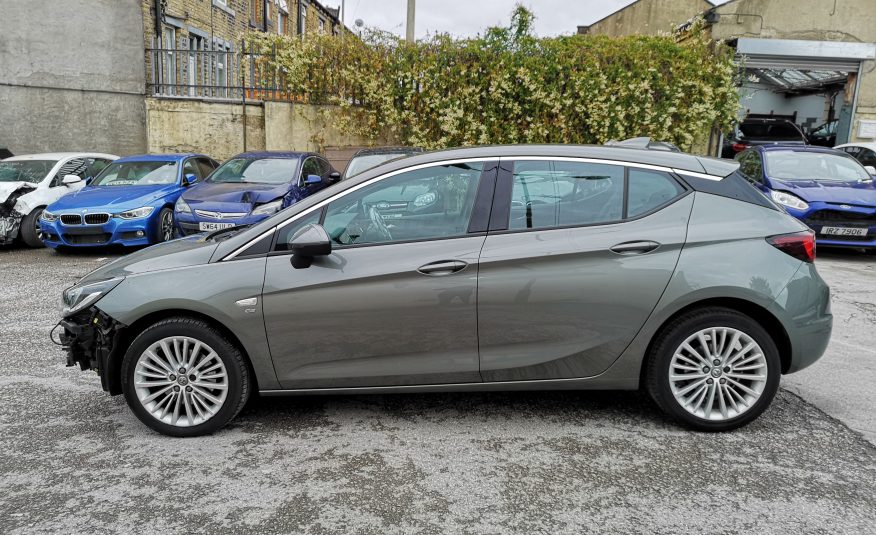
[739,85,838,129]
[580,0,710,37]
[0,0,147,156]
[708,0,876,143]
[146,98,392,163]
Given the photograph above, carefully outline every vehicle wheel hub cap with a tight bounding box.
[668,327,768,421]
[134,336,228,427]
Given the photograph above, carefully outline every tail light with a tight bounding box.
[767,231,816,263]
[732,142,748,152]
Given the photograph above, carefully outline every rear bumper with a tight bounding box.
[40,215,157,248]
[775,262,833,374]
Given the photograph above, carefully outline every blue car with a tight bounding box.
[175,151,339,236]
[736,145,876,248]
[41,154,218,248]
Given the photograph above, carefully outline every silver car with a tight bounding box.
[57,145,832,437]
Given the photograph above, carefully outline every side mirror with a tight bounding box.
[289,224,332,269]
[328,171,341,183]
[62,174,82,186]
[304,174,323,185]
[865,165,876,176]
[183,173,198,187]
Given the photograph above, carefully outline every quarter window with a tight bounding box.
[627,169,684,217]
[322,162,483,246]
[274,209,321,251]
[508,160,624,230]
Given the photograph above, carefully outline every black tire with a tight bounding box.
[154,207,174,243]
[121,317,251,437]
[19,208,45,248]
[645,307,781,432]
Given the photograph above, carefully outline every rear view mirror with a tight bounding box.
[183,173,198,186]
[289,224,332,269]
[865,165,876,176]
[305,174,323,185]
[328,171,341,183]
[62,174,82,186]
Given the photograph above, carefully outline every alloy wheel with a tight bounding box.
[161,210,174,242]
[133,336,228,427]
[668,327,768,421]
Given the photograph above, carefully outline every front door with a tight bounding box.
[477,159,692,382]
[262,160,493,389]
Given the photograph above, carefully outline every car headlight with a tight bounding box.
[61,277,124,317]
[175,197,192,214]
[252,199,282,216]
[41,210,58,222]
[114,206,155,219]
[413,192,437,208]
[770,190,809,211]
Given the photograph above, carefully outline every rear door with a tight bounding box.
[477,158,693,382]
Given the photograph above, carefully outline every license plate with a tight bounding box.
[199,222,235,231]
[820,226,868,237]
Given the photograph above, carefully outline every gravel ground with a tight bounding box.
[0,246,874,534]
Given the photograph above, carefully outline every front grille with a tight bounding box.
[83,213,110,225]
[60,214,82,225]
[63,233,111,245]
[194,209,247,220]
[806,209,875,224]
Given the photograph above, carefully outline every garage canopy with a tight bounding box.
[735,38,875,72]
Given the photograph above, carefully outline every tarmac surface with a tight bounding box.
[0,246,874,534]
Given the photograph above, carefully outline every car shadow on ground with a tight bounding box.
[818,247,876,262]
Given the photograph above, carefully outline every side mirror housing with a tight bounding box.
[183,173,198,187]
[328,171,341,183]
[304,174,323,185]
[289,224,332,269]
[865,165,876,176]
[62,174,82,186]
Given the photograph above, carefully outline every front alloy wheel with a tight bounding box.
[122,317,250,436]
[158,207,174,242]
[646,307,780,431]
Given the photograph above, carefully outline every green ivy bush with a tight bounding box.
[243,7,738,151]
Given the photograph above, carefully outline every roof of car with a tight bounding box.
[351,147,423,157]
[349,144,739,180]
[755,145,843,155]
[835,142,876,152]
[231,151,310,159]
[3,152,118,161]
[114,153,205,163]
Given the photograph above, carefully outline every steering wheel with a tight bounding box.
[368,205,393,242]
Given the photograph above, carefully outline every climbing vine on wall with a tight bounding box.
[243,7,738,151]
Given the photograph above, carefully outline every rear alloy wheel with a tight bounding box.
[156,207,174,243]
[646,308,780,431]
[19,208,45,248]
[121,318,250,437]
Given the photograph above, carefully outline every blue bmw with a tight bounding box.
[736,145,876,248]
[40,154,218,248]
[175,151,338,236]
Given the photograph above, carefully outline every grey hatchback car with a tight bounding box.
[58,145,832,437]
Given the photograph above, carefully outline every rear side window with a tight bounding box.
[509,160,624,230]
[627,169,684,217]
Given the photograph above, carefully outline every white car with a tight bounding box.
[834,142,876,174]
[0,152,118,247]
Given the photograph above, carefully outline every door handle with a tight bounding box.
[417,260,468,276]
[610,240,660,255]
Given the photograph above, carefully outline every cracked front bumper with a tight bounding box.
[0,214,22,244]
[59,308,125,394]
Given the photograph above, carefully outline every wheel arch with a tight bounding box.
[105,309,258,396]
[639,297,793,389]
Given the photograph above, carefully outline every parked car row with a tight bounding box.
[1,147,423,250]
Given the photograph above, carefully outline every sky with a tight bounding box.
[329,0,732,39]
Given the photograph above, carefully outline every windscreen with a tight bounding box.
[0,160,57,183]
[765,151,870,182]
[91,161,178,186]
[209,158,296,185]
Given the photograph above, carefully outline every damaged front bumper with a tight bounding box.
[59,308,126,394]
[0,212,22,244]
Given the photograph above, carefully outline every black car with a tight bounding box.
[343,147,423,179]
[721,118,807,159]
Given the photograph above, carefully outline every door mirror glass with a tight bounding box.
[183,173,198,186]
[305,174,323,185]
[62,174,82,186]
[289,223,332,269]
[865,165,876,176]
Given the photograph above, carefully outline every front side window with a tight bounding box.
[322,162,483,246]
[0,160,57,183]
[857,149,876,168]
[87,158,112,178]
[52,158,88,185]
[91,161,179,186]
[508,160,624,230]
[197,158,218,178]
[764,151,870,182]
[298,157,321,184]
[209,158,296,185]
[182,159,201,180]
[627,169,684,217]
